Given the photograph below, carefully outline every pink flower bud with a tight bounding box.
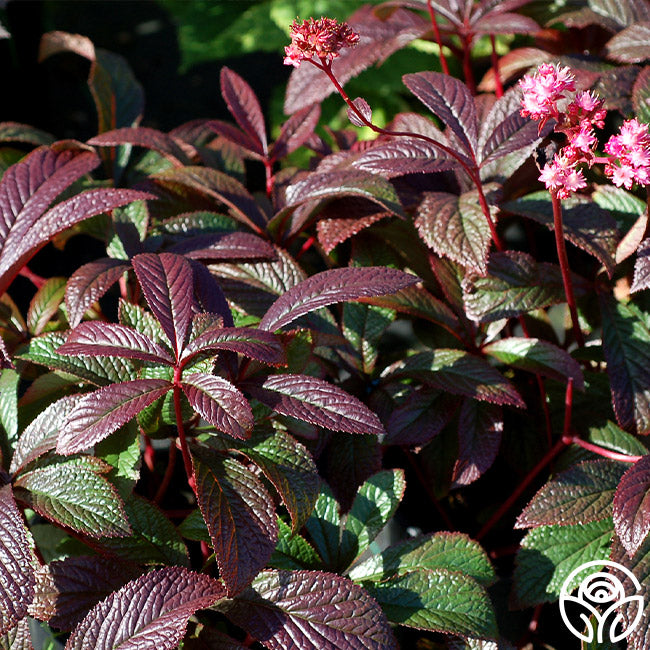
[284,17,360,68]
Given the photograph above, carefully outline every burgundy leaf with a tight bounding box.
[29,556,141,632]
[351,137,466,177]
[617,209,648,265]
[402,71,478,158]
[415,190,493,275]
[10,394,84,475]
[132,253,194,357]
[600,295,650,434]
[385,389,459,446]
[152,166,267,231]
[259,267,418,332]
[182,326,285,366]
[0,337,12,370]
[317,211,392,254]
[219,569,397,650]
[57,379,172,454]
[270,104,320,161]
[452,400,503,488]
[0,188,150,297]
[191,446,278,596]
[65,259,131,328]
[0,122,55,146]
[632,238,650,293]
[614,455,650,555]
[471,12,539,34]
[383,349,525,408]
[478,47,550,92]
[88,127,192,166]
[605,22,650,63]
[220,67,267,157]
[479,87,547,165]
[284,6,426,114]
[180,232,275,262]
[0,485,36,635]
[65,566,226,650]
[347,97,372,128]
[253,374,385,436]
[57,322,174,365]
[182,373,253,439]
[207,119,261,157]
[188,260,233,326]
[0,617,32,649]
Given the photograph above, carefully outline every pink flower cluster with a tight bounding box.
[284,17,359,68]
[519,63,575,128]
[604,118,650,189]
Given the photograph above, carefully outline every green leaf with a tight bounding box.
[503,192,618,275]
[231,428,320,533]
[0,369,19,458]
[340,470,406,569]
[304,482,341,569]
[600,297,650,434]
[18,332,137,386]
[118,299,167,344]
[483,337,584,390]
[512,519,613,607]
[26,277,67,335]
[342,303,395,375]
[383,349,524,408]
[463,251,570,323]
[270,518,321,570]
[415,187,497,275]
[178,509,210,543]
[515,459,626,528]
[586,420,648,457]
[94,421,141,498]
[365,569,497,639]
[592,184,646,231]
[14,456,131,538]
[349,532,495,587]
[98,494,189,566]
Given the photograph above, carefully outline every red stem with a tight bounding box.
[263,158,274,198]
[489,34,503,98]
[173,366,196,494]
[154,438,178,504]
[551,193,585,347]
[426,0,450,75]
[476,437,567,540]
[18,266,47,289]
[143,435,155,473]
[461,34,476,95]
[313,59,501,249]
[565,436,642,463]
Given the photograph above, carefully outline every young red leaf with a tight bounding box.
[65,258,131,328]
[191,446,278,596]
[259,266,418,332]
[0,485,36,635]
[178,232,275,261]
[30,556,141,632]
[218,569,397,650]
[58,322,174,365]
[56,379,172,454]
[402,71,478,158]
[208,119,262,156]
[88,127,191,165]
[614,455,650,555]
[181,373,253,439]
[132,252,194,358]
[352,138,466,177]
[65,566,226,650]
[452,400,503,488]
[181,326,285,366]
[347,97,372,128]
[253,374,385,436]
[220,67,267,157]
[270,104,320,161]
[605,22,650,62]
[317,210,392,254]
[188,260,234,326]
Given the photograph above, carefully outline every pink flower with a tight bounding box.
[284,17,359,68]
[519,63,576,124]
[604,118,650,188]
[539,153,586,199]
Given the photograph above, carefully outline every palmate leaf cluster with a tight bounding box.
[1,0,650,648]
